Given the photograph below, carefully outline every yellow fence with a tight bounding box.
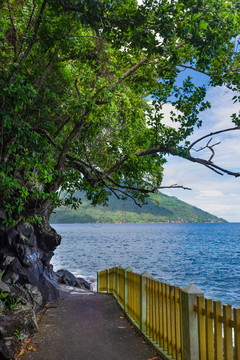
[194,297,240,360]
[97,267,240,360]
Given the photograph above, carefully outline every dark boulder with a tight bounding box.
[0,218,61,304]
[56,269,80,287]
[56,269,91,289]
[77,277,91,290]
[34,219,61,252]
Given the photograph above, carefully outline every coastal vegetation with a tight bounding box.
[0,0,239,357]
[50,191,226,223]
[0,1,239,227]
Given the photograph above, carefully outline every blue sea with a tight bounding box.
[51,223,240,308]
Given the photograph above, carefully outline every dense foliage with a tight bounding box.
[0,0,239,225]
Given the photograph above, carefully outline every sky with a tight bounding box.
[159,84,240,222]
[134,2,240,222]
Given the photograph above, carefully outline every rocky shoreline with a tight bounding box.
[0,267,90,359]
[0,210,91,359]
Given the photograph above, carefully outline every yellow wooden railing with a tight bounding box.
[97,266,240,360]
[194,296,240,360]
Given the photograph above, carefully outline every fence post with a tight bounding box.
[113,267,116,296]
[181,284,204,360]
[116,266,123,300]
[140,271,152,334]
[113,266,120,298]
[97,271,100,293]
[107,269,109,294]
[124,267,132,312]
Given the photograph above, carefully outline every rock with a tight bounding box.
[28,235,37,247]
[42,251,54,265]
[6,229,19,249]
[18,233,36,248]
[16,223,33,238]
[25,284,43,307]
[7,258,29,284]
[0,336,20,360]
[14,244,41,267]
[2,272,19,285]
[8,284,30,308]
[0,301,5,313]
[35,219,61,252]
[0,316,16,338]
[8,257,59,303]
[0,306,39,359]
[56,269,79,287]
[77,277,91,290]
[1,256,15,267]
[0,307,38,338]
[0,280,11,293]
[0,217,61,305]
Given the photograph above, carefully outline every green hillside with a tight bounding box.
[50,192,226,224]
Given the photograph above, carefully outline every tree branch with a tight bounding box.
[92,57,148,100]
[106,177,191,193]
[37,47,60,88]
[18,1,36,56]
[33,128,61,149]
[113,57,148,87]
[55,110,90,172]
[7,0,18,55]
[6,0,48,85]
[188,126,240,151]
[194,138,221,162]
[178,64,210,77]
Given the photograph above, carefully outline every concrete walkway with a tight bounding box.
[20,289,161,360]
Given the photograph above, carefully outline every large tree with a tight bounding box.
[0,0,239,301]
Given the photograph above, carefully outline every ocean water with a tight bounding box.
[51,223,240,308]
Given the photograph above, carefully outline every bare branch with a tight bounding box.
[186,156,240,177]
[159,184,192,190]
[106,177,191,193]
[193,138,221,162]
[188,126,240,151]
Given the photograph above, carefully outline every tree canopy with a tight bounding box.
[0,0,239,225]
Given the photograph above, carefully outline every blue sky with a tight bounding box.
[160,83,240,222]
[135,0,240,221]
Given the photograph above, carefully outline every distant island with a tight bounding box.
[50,191,226,224]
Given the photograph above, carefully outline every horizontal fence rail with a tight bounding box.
[97,267,240,360]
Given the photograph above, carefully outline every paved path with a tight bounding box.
[21,290,161,360]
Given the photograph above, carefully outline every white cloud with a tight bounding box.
[147,101,181,129]
[146,72,240,222]
[198,190,224,198]
[161,156,240,222]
